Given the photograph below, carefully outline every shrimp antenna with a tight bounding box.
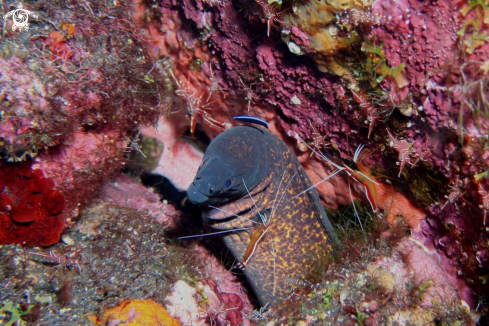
[242,179,267,224]
[177,227,253,239]
[270,172,297,221]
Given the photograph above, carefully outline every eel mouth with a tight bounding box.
[187,183,209,205]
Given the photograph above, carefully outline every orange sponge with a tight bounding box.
[100,299,181,326]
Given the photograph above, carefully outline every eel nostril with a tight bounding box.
[196,176,202,180]
[209,185,215,194]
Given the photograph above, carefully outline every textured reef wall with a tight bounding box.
[0,0,169,244]
[0,0,488,323]
[132,0,489,317]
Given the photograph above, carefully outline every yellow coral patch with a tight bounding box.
[100,299,181,326]
[61,23,76,36]
[284,0,353,55]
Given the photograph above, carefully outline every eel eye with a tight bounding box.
[222,178,235,191]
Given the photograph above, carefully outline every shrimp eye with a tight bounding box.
[223,178,234,191]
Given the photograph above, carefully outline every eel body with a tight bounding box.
[187,126,338,305]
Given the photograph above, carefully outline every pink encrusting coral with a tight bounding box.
[0,0,170,242]
[0,56,64,162]
[141,116,204,191]
[130,0,489,313]
[31,131,126,221]
[194,245,254,326]
[371,0,489,306]
[372,0,489,142]
[100,173,181,227]
[163,245,254,326]
[1,0,487,320]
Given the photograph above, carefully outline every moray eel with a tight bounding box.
[187,125,338,306]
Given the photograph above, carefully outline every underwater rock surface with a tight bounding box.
[0,0,169,227]
[0,0,488,323]
[133,0,488,315]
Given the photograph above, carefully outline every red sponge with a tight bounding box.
[0,162,65,246]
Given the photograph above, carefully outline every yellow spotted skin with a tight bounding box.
[189,126,338,306]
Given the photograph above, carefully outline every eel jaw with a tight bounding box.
[187,183,210,205]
